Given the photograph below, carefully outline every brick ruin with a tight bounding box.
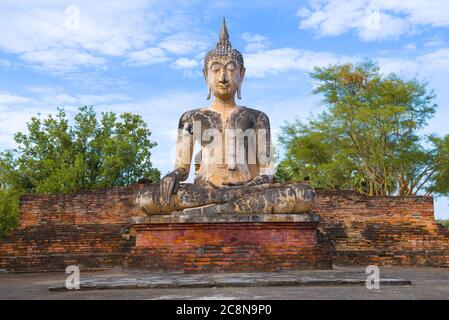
[0,185,448,272]
[125,220,331,272]
[315,190,449,267]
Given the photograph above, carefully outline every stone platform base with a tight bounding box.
[48,269,411,291]
[124,213,332,273]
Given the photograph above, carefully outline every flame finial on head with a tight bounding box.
[218,17,230,45]
[204,17,244,71]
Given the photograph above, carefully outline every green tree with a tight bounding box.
[0,189,19,237]
[437,219,449,229]
[0,106,160,236]
[427,135,449,196]
[277,61,449,196]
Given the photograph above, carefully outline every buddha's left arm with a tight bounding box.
[254,112,275,183]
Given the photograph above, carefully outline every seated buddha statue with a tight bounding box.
[136,18,315,215]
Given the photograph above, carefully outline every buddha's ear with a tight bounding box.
[237,67,245,100]
[207,86,211,100]
[204,69,211,100]
[240,67,246,80]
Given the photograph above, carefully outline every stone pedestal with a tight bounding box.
[125,213,332,273]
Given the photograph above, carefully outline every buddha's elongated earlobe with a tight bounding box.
[204,69,211,100]
[207,85,211,100]
[237,68,245,100]
[237,83,242,100]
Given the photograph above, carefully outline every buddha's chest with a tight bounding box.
[189,108,258,146]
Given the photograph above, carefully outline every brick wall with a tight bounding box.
[125,222,331,272]
[313,190,449,267]
[0,186,144,272]
[18,185,144,228]
[0,224,134,272]
[0,186,448,272]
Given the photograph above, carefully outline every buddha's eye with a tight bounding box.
[226,63,236,71]
[210,64,220,72]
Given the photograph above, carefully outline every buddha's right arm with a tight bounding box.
[173,113,195,182]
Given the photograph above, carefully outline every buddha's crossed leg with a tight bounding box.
[136,182,315,215]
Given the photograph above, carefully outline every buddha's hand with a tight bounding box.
[245,175,272,187]
[160,171,180,205]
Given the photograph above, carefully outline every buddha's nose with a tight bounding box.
[219,71,228,84]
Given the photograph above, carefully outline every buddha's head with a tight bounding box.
[204,18,245,100]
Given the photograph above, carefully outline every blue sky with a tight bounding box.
[0,0,448,218]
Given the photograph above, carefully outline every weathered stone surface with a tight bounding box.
[48,269,411,291]
[135,19,317,216]
[2,266,449,299]
[132,213,320,224]
[136,181,316,215]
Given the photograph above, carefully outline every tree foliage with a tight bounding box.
[437,219,449,229]
[0,106,160,236]
[277,61,449,196]
[0,189,19,237]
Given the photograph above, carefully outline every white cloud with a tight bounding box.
[375,48,449,77]
[173,58,199,69]
[76,94,130,105]
[26,85,66,95]
[0,103,54,149]
[381,1,449,27]
[0,92,32,105]
[21,49,105,73]
[0,0,195,73]
[418,49,449,72]
[242,33,270,53]
[48,93,78,105]
[38,92,129,107]
[159,33,209,55]
[245,48,356,77]
[403,43,417,51]
[0,59,11,68]
[125,47,170,66]
[375,57,419,76]
[125,32,210,68]
[424,36,445,48]
[298,0,449,41]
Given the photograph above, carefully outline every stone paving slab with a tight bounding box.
[48,269,411,291]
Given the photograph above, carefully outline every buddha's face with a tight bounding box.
[204,56,245,100]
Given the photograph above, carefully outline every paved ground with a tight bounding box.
[0,266,448,300]
[48,267,411,291]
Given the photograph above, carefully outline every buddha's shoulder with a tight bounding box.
[179,107,214,120]
[179,106,269,122]
[237,106,269,121]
